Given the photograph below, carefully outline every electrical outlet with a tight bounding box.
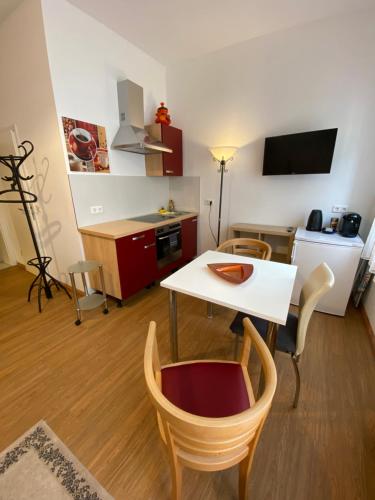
[332,205,348,213]
[204,199,214,206]
[90,205,104,214]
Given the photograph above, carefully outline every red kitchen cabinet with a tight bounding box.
[145,124,183,176]
[116,229,157,299]
[181,216,198,262]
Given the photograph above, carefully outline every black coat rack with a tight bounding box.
[0,140,70,311]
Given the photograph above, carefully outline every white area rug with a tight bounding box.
[0,421,113,499]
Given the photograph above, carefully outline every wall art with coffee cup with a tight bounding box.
[62,116,110,173]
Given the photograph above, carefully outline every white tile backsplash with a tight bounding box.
[169,176,200,212]
[69,174,170,227]
[69,174,201,227]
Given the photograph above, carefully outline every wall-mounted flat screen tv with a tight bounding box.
[262,128,338,175]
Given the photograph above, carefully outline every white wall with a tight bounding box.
[0,231,8,263]
[42,0,166,177]
[70,175,169,227]
[0,0,173,285]
[169,177,200,213]
[167,8,375,252]
[41,0,174,231]
[0,0,82,281]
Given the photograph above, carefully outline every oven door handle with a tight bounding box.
[157,231,180,241]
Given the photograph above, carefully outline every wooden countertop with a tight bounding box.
[78,212,198,239]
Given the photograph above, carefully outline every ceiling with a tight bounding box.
[69,0,374,64]
[0,0,23,24]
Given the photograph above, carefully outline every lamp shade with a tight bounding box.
[209,146,237,162]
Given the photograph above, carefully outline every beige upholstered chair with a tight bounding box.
[230,262,335,408]
[217,238,272,261]
[144,318,277,500]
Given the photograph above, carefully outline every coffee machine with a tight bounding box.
[339,213,361,238]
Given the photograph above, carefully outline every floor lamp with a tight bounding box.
[209,146,237,245]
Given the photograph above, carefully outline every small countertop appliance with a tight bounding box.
[306,209,323,231]
[339,212,361,238]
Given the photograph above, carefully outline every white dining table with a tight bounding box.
[160,250,298,362]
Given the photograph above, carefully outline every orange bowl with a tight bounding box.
[207,263,254,284]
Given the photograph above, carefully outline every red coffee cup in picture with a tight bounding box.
[69,128,97,161]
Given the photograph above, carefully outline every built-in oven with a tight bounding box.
[155,222,182,269]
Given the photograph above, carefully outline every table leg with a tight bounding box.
[207,301,213,319]
[257,322,277,398]
[169,290,178,362]
[266,322,278,357]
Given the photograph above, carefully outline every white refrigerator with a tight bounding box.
[291,227,364,316]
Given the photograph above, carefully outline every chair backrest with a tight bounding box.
[144,319,277,471]
[296,262,335,356]
[217,238,272,260]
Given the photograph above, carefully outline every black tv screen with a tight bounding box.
[262,128,338,175]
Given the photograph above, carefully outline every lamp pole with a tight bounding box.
[217,158,226,246]
[209,146,237,247]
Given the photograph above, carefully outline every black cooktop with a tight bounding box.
[128,213,176,223]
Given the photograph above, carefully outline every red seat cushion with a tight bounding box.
[161,362,250,418]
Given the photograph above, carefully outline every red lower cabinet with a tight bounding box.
[116,229,157,299]
[115,218,197,300]
[181,216,198,262]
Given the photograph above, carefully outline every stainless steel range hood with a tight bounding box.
[111,79,172,155]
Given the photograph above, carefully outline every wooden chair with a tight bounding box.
[230,262,335,408]
[217,238,272,261]
[144,318,277,500]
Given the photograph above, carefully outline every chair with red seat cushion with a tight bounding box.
[144,318,277,500]
[162,361,250,418]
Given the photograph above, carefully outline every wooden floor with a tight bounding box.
[0,266,374,499]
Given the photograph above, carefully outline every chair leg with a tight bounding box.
[238,417,266,500]
[239,450,252,500]
[170,459,182,500]
[291,355,301,409]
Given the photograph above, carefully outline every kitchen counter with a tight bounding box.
[79,211,198,300]
[78,212,198,240]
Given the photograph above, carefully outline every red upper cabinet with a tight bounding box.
[161,125,182,176]
[116,229,157,299]
[181,216,198,262]
[145,124,183,177]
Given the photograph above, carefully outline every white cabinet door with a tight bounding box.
[291,240,362,316]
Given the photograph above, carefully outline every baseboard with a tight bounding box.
[360,304,375,354]
[17,262,26,270]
